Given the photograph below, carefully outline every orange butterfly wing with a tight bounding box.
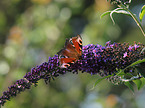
[59,58,76,68]
[58,39,79,59]
[57,35,82,68]
[71,35,82,56]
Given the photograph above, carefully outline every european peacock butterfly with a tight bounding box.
[57,35,82,68]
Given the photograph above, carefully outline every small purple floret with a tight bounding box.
[123,52,128,58]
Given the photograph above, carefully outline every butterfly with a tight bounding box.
[57,35,82,68]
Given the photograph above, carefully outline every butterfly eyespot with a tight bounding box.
[69,39,73,44]
[65,64,70,67]
[79,40,82,44]
[61,55,65,58]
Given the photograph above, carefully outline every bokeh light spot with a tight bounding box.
[0,61,10,75]
[60,7,72,20]
[3,46,16,59]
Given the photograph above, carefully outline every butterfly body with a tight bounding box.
[57,35,82,68]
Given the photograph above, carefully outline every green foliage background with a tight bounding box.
[0,0,145,108]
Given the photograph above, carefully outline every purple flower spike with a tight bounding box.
[0,42,145,106]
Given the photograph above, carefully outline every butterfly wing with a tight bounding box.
[71,35,82,56]
[58,39,78,58]
[59,58,76,68]
[57,35,82,68]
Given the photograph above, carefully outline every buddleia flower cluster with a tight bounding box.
[108,0,131,5]
[0,41,145,106]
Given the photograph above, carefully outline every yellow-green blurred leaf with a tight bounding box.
[139,5,145,22]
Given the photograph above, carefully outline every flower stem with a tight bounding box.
[120,3,145,36]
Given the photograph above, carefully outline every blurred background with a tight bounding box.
[0,0,145,108]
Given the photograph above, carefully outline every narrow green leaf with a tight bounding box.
[116,69,133,77]
[101,8,131,25]
[139,5,145,22]
[110,8,131,25]
[116,69,124,76]
[124,81,134,93]
[125,73,134,77]
[141,47,145,54]
[91,75,113,90]
[100,11,111,18]
[113,10,130,15]
[94,75,113,86]
[124,59,145,70]
[94,78,106,86]
[133,79,142,90]
[136,65,145,77]
[140,77,145,89]
[131,59,145,66]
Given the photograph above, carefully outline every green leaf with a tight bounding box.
[112,10,130,15]
[139,5,145,22]
[116,69,125,76]
[94,75,111,86]
[140,77,145,89]
[91,75,113,90]
[109,8,131,25]
[124,81,134,93]
[124,59,145,70]
[116,69,133,77]
[136,65,145,77]
[100,11,111,19]
[125,59,145,77]
[101,8,131,25]
[133,79,142,90]
[141,47,145,54]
